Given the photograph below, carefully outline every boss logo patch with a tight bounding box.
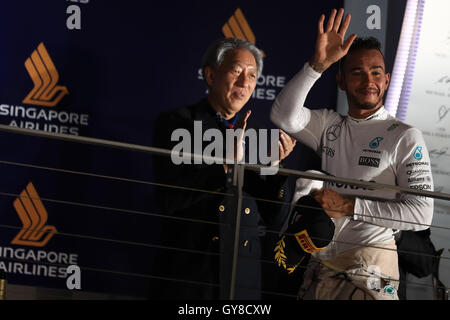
[359,156,380,168]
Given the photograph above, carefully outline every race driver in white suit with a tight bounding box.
[270,8,433,300]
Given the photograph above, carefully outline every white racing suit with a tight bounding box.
[272,62,434,300]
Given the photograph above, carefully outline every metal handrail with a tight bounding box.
[1,124,449,201]
[1,124,449,300]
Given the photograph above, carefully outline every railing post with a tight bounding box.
[229,163,245,300]
[0,272,6,300]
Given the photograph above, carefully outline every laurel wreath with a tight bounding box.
[274,236,305,274]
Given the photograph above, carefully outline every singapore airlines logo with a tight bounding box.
[23,42,69,107]
[11,182,57,247]
[222,8,265,57]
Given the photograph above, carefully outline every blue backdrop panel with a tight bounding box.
[0,0,342,297]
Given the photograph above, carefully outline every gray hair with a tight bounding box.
[201,38,263,79]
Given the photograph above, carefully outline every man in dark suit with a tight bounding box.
[152,38,296,299]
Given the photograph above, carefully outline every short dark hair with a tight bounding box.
[339,37,384,73]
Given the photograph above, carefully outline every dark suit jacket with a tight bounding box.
[152,99,291,299]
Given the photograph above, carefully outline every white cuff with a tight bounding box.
[303,62,323,80]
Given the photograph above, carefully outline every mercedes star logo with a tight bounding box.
[326,125,341,141]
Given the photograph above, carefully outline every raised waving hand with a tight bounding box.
[309,8,357,73]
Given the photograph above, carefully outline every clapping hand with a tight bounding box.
[270,130,297,168]
[234,109,252,162]
[223,110,251,173]
[278,130,296,162]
